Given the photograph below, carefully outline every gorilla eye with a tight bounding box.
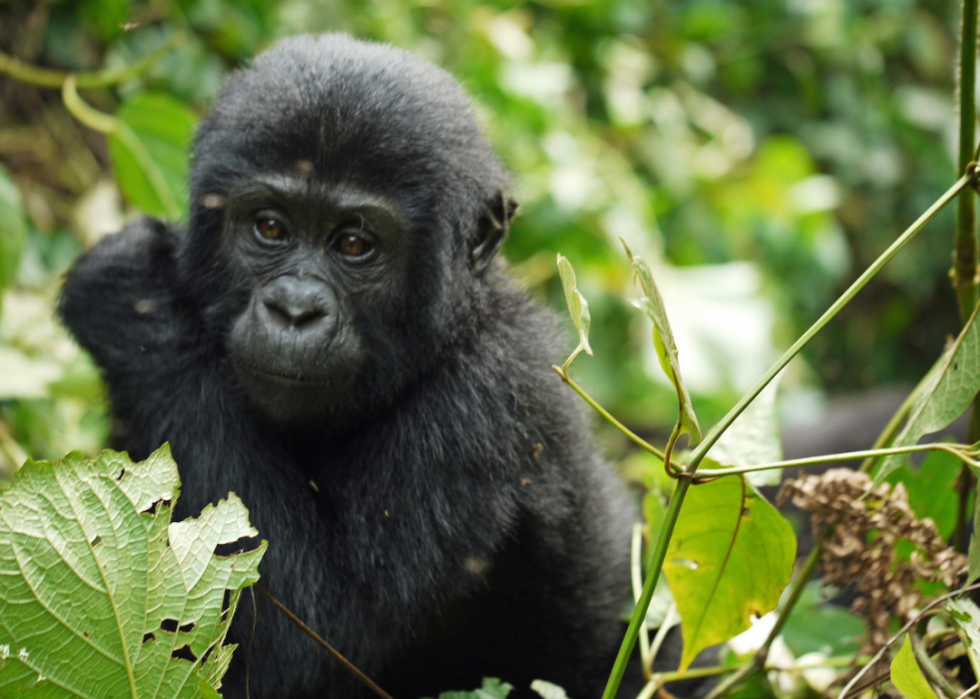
[334,233,373,258]
[254,216,286,243]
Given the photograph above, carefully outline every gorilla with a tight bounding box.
[59,34,632,699]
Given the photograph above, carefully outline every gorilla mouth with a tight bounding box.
[236,359,332,388]
[254,368,329,387]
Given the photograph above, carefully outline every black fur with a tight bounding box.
[59,34,632,699]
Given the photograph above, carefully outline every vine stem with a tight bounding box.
[553,366,668,462]
[696,441,980,479]
[956,0,980,555]
[599,172,971,699]
[0,33,183,89]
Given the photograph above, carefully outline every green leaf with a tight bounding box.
[0,445,266,698]
[887,452,960,541]
[108,93,197,219]
[889,635,940,699]
[875,301,980,485]
[556,254,593,369]
[706,382,782,486]
[664,476,796,672]
[424,677,514,699]
[198,675,224,699]
[623,242,701,445]
[0,163,27,304]
[781,582,866,658]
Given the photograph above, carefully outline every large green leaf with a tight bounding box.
[875,301,980,485]
[890,635,940,699]
[0,446,266,698]
[623,242,701,445]
[664,476,795,672]
[108,93,197,219]
[0,164,27,305]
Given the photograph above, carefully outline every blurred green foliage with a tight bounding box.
[0,0,966,470]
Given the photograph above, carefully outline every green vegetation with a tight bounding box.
[5,1,980,697]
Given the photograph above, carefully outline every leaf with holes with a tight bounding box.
[556,254,593,370]
[875,301,980,485]
[108,92,197,219]
[664,476,795,672]
[0,445,266,698]
[623,242,701,445]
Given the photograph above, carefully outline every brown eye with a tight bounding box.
[255,217,285,242]
[336,233,372,258]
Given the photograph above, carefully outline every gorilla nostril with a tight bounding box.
[292,308,325,329]
[263,300,326,330]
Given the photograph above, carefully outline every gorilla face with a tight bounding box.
[222,174,413,423]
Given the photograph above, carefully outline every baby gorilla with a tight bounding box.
[59,34,632,699]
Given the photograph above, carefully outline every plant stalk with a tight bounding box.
[956,0,980,555]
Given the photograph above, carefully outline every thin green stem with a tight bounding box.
[640,653,860,695]
[601,476,692,699]
[697,442,979,479]
[0,33,184,89]
[687,173,972,476]
[61,77,120,134]
[858,388,917,473]
[552,366,667,461]
[629,523,653,675]
[955,682,980,699]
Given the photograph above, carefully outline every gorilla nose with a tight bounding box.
[259,276,334,331]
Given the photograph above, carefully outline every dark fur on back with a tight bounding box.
[59,34,632,699]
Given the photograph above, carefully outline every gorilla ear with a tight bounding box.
[472,191,518,274]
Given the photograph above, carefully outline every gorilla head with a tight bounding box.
[182,35,515,423]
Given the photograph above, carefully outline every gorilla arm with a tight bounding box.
[58,218,192,455]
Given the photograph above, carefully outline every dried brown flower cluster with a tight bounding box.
[778,468,967,647]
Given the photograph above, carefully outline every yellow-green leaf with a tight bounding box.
[664,476,796,672]
[890,635,940,699]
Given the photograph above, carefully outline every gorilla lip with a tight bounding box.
[246,366,329,387]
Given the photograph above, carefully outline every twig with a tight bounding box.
[255,584,395,699]
[0,32,184,89]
